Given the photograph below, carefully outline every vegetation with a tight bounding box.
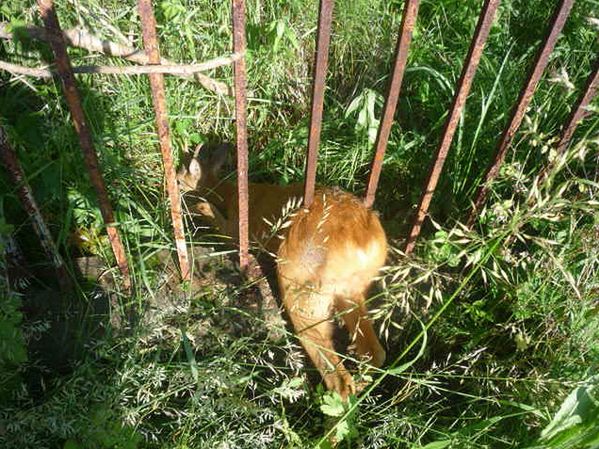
[1,0,598,447]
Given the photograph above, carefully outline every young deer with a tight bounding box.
[177,143,387,399]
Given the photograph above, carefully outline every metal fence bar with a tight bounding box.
[404,0,500,255]
[467,0,575,227]
[36,0,131,290]
[364,0,420,209]
[0,126,71,292]
[554,58,599,157]
[304,0,334,207]
[138,0,190,281]
[535,58,599,184]
[232,0,250,270]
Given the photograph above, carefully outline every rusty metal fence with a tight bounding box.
[1,0,597,292]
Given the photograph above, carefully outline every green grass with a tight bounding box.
[1,0,598,447]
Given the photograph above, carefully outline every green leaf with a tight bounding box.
[181,329,199,383]
[335,418,351,441]
[285,27,300,51]
[320,391,345,417]
[346,95,363,117]
[419,440,452,449]
[540,375,599,442]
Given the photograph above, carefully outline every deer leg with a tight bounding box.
[282,288,355,399]
[336,295,386,368]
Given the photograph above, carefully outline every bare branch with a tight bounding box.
[0,21,233,95]
[0,53,243,79]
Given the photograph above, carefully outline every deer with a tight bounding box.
[177,143,387,399]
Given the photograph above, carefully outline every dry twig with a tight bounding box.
[0,53,243,78]
[0,21,233,95]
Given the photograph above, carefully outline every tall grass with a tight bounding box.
[1,0,598,447]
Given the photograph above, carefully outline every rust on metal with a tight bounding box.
[36,0,131,290]
[404,0,500,255]
[138,0,190,281]
[364,0,420,209]
[534,58,599,185]
[0,126,71,292]
[555,58,599,156]
[304,0,334,207]
[535,58,599,184]
[232,0,250,270]
[467,0,575,227]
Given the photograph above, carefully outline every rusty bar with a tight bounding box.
[467,0,575,227]
[0,126,71,292]
[138,0,191,281]
[232,0,250,270]
[304,0,334,207]
[537,58,599,184]
[555,59,599,156]
[404,0,500,255]
[364,0,420,209]
[36,0,131,290]
[535,58,599,184]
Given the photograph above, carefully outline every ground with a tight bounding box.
[0,0,598,447]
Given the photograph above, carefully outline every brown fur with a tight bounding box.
[178,144,387,399]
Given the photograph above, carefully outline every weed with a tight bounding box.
[0,0,598,447]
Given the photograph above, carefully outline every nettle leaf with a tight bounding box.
[335,419,351,441]
[320,393,359,442]
[320,391,345,417]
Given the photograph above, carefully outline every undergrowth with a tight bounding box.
[1,0,598,447]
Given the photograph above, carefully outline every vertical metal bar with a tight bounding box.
[304,0,334,207]
[36,0,131,290]
[232,0,250,270]
[137,0,190,281]
[0,126,71,292]
[404,0,500,255]
[467,0,575,227]
[364,0,420,209]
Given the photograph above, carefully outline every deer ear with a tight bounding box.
[210,143,232,175]
[188,157,202,178]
